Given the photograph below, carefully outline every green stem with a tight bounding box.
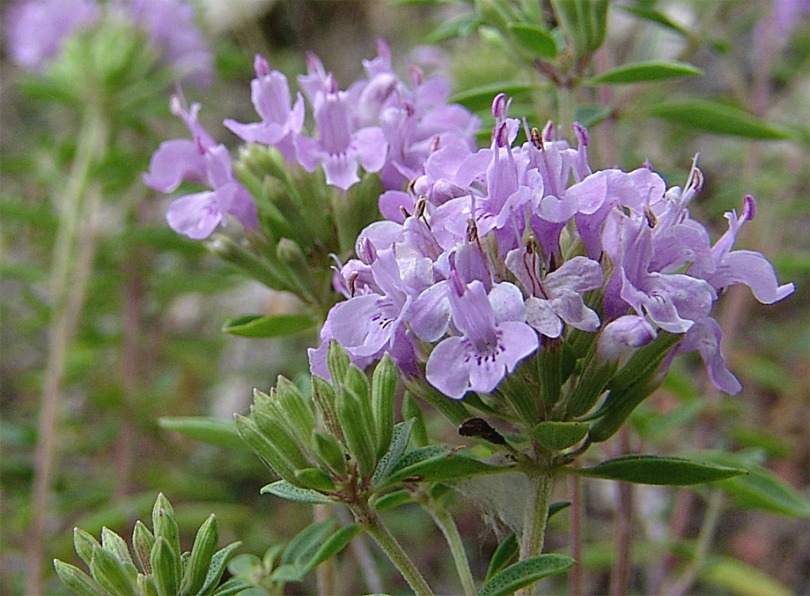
[556,85,576,136]
[423,497,476,596]
[518,456,554,596]
[27,105,108,595]
[353,504,434,596]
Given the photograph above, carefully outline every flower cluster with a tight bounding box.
[145,40,480,239]
[311,95,794,399]
[3,0,213,84]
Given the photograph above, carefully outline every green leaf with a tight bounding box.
[574,104,612,128]
[210,578,254,596]
[54,560,105,596]
[281,520,336,568]
[507,23,557,59]
[389,445,446,475]
[485,533,518,581]
[427,12,485,43]
[387,453,511,484]
[450,82,538,112]
[373,490,413,511]
[530,421,589,450]
[182,514,219,595]
[572,455,746,485]
[548,501,572,519]
[299,524,362,573]
[199,542,243,596]
[620,5,690,37]
[648,100,791,139]
[372,419,416,485]
[221,313,316,338]
[261,480,332,504]
[479,554,575,596]
[587,61,702,85]
[700,556,793,596]
[158,417,249,451]
[689,452,810,518]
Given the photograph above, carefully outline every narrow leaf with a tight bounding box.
[486,533,518,581]
[530,421,589,450]
[689,452,810,518]
[158,417,249,451]
[221,313,315,338]
[648,100,790,139]
[572,455,746,485]
[479,554,575,596]
[199,542,242,596]
[387,453,511,485]
[701,556,793,596]
[372,419,416,485]
[300,524,362,573]
[427,12,485,43]
[260,480,332,504]
[374,490,413,511]
[451,82,538,112]
[210,578,254,596]
[508,23,557,59]
[588,61,702,85]
[282,520,336,567]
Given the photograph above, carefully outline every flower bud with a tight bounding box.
[371,354,397,458]
[234,414,298,483]
[74,527,101,568]
[90,546,138,596]
[274,378,316,449]
[294,467,337,492]
[101,527,134,568]
[248,404,310,470]
[182,514,218,595]
[312,430,348,476]
[337,387,378,478]
[132,521,155,575]
[53,559,103,596]
[151,494,180,561]
[327,341,351,385]
[312,375,344,443]
[150,537,179,596]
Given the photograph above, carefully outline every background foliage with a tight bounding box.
[1,0,808,594]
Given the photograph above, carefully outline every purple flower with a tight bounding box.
[117,0,213,86]
[4,0,100,72]
[425,273,537,399]
[144,97,256,239]
[506,252,603,338]
[597,315,657,361]
[690,196,795,304]
[295,77,388,190]
[224,54,305,164]
[5,0,212,84]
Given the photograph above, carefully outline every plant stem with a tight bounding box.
[27,105,108,595]
[569,468,583,596]
[353,504,434,596]
[610,427,634,596]
[423,497,476,596]
[518,455,554,596]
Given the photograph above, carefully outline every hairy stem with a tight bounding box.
[518,454,554,596]
[27,106,108,594]
[353,504,434,596]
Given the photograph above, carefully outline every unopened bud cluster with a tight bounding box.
[235,343,401,504]
[54,493,243,596]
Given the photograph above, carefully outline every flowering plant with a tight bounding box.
[4,1,808,595]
